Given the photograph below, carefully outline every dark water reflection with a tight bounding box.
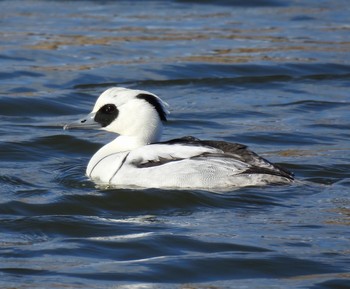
[1,0,350,288]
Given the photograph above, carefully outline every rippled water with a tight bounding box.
[1,0,350,288]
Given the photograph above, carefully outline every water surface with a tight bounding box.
[0,0,349,288]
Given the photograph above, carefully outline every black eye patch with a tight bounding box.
[94,104,119,127]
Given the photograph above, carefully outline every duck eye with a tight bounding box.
[102,104,116,114]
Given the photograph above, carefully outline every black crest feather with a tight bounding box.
[136,93,167,121]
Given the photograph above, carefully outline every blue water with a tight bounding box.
[1,0,350,288]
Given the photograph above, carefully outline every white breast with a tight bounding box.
[87,151,129,184]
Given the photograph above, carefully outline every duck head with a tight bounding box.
[64,87,168,144]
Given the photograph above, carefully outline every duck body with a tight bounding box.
[64,87,293,190]
[87,136,293,189]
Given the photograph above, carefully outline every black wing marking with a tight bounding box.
[199,139,293,179]
[137,156,185,168]
[155,136,294,180]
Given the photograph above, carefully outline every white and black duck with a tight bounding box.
[64,87,293,189]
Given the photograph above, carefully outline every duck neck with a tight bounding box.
[87,123,163,173]
[100,134,155,155]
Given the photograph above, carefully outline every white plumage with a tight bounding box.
[64,87,293,190]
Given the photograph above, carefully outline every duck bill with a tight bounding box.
[63,112,101,130]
